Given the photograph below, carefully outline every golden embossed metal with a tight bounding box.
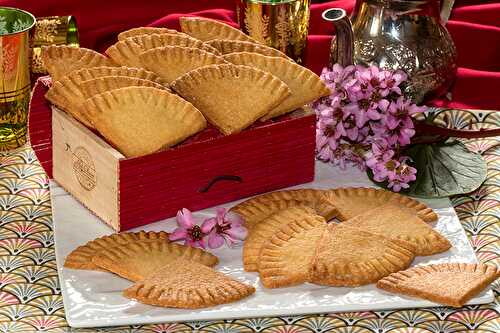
[237,0,310,63]
[31,15,79,74]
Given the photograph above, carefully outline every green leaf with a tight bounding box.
[367,140,487,198]
[405,140,487,198]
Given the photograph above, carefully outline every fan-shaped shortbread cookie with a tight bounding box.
[60,66,166,85]
[83,86,206,157]
[80,76,168,99]
[342,203,451,256]
[207,39,288,59]
[309,224,416,287]
[46,75,167,128]
[118,27,181,41]
[123,259,255,308]
[259,215,327,288]
[171,64,291,135]
[106,34,221,68]
[377,263,500,307]
[41,45,116,82]
[92,240,218,281]
[179,16,257,43]
[64,231,169,270]
[230,189,339,229]
[328,187,438,223]
[243,206,317,271]
[140,46,227,84]
[223,52,331,120]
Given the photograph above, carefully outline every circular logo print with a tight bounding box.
[72,146,97,191]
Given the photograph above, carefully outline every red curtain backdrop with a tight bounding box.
[3,0,499,110]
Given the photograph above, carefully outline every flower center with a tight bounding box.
[370,78,380,87]
[385,160,397,170]
[215,223,231,234]
[188,225,204,241]
[358,99,370,110]
[371,91,382,102]
[386,79,395,88]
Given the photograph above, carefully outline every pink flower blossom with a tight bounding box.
[169,208,211,248]
[203,208,247,249]
[313,63,425,192]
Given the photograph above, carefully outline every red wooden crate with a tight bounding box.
[29,79,316,231]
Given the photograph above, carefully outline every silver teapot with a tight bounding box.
[323,0,457,103]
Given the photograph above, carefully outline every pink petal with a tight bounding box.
[196,238,206,249]
[208,232,224,249]
[201,217,217,234]
[226,211,244,226]
[176,208,194,228]
[225,226,248,241]
[169,228,187,241]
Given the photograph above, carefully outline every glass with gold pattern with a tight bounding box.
[236,0,311,63]
[0,7,35,150]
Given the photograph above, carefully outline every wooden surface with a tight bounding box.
[52,109,122,231]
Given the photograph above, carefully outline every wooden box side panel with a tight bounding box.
[52,109,123,231]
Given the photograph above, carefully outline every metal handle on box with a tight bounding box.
[199,175,243,193]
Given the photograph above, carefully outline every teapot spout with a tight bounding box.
[322,8,354,67]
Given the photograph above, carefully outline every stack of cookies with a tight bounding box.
[64,230,255,309]
[232,187,500,307]
[42,17,331,158]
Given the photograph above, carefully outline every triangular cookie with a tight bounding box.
[42,45,116,82]
[106,34,220,67]
[80,76,168,99]
[83,86,206,157]
[118,27,182,41]
[92,239,218,281]
[63,231,169,270]
[60,65,166,85]
[328,187,438,223]
[171,64,291,135]
[131,33,220,54]
[230,189,339,228]
[139,46,227,84]
[341,203,450,256]
[223,52,331,120]
[46,75,167,128]
[46,77,93,128]
[104,38,145,68]
[207,39,289,59]
[377,263,500,307]
[309,224,416,287]
[259,215,327,288]
[179,16,257,43]
[243,206,317,271]
[123,259,255,308]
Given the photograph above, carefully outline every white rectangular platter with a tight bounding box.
[52,162,494,328]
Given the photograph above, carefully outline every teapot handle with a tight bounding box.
[440,0,455,24]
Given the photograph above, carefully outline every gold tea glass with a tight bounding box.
[236,0,311,63]
[0,7,35,150]
[31,15,79,74]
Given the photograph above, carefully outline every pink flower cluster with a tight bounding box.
[315,64,426,191]
[169,208,247,249]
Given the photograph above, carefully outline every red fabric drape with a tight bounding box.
[3,0,499,110]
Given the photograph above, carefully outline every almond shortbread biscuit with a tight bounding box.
[63,231,169,270]
[243,206,317,271]
[377,263,500,307]
[92,239,218,281]
[258,215,327,288]
[328,187,438,223]
[123,259,255,308]
[341,203,451,256]
[309,224,416,287]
